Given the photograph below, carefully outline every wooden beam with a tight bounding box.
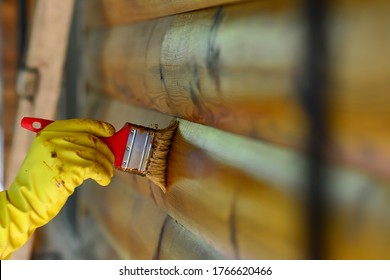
[6,0,75,187]
[84,0,251,28]
[84,0,390,182]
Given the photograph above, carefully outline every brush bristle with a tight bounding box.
[146,121,178,192]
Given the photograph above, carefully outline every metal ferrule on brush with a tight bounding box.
[121,125,155,175]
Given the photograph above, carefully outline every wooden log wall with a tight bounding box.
[74,96,390,259]
[85,0,390,182]
[45,0,390,259]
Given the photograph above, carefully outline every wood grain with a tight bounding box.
[84,0,390,182]
[85,0,307,148]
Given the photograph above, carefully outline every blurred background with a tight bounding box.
[1,0,390,260]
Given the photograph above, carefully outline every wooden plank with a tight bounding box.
[84,0,251,28]
[85,0,390,182]
[6,0,75,188]
[82,97,390,259]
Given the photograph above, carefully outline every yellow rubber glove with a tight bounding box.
[0,119,115,259]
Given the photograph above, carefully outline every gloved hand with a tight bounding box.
[0,119,115,259]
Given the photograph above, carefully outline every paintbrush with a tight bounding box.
[21,117,178,192]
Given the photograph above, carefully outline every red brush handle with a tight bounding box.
[21,117,129,169]
[21,117,54,132]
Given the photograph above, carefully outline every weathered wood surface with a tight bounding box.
[85,0,390,182]
[84,0,250,28]
[80,97,390,259]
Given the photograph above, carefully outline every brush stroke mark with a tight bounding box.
[229,187,240,259]
[153,215,170,260]
[207,7,224,92]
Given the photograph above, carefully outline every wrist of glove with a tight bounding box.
[0,119,115,259]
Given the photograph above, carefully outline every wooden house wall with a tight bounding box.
[34,0,390,259]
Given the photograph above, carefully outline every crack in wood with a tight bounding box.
[229,187,240,259]
[206,6,224,92]
[152,215,170,260]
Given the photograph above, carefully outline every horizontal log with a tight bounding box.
[84,0,250,28]
[85,0,390,181]
[78,175,226,260]
[82,97,390,259]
